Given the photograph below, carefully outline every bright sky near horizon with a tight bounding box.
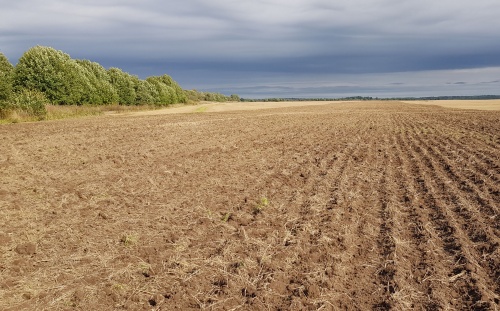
[1,0,500,98]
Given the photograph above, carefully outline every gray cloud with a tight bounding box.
[1,0,500,98]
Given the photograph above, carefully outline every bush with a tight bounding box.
[0,101,10,119]
[11,89,48,119]
[0,53,14,102]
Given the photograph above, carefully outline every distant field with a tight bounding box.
[126,100,339,116]
[122,99,500,117]
[1,101,499,310]
[404,99,500,110]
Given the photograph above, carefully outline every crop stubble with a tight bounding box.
[0,102,499,310]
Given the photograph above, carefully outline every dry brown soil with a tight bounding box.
[403,99,500,111]
[1,101,499,310]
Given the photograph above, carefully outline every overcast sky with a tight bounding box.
[1,0,500,98]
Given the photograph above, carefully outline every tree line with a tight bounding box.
[241,95,500,102]
[0,46,239,119]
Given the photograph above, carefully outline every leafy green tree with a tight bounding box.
[0,53,14,102]
[135,80,159,105]
[13,46,91,105]
[7,45,215,109]
[183,89,237,103]
[146,76,176,106]
[108,68,137,105]
[155,74,187,103]
[204,92,228,102]
[184,89,206,102]
[76,60,119,104]
[229,94,241,102]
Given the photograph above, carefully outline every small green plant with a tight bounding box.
[253,197,269,215]
[221,212,232,222]
[120,234,138,246]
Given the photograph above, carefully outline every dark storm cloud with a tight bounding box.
[1,0,500,97]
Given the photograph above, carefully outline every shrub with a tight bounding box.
[11,89,48,119]
[0,53,14,102]
[0,101,10,119]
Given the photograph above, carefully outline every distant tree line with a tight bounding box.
[240,96,376,102]
[390,95,500,100]
[0,46,239,119]
[241,95,500,102]
[184,89,240,103]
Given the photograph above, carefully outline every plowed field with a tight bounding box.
[1,101,499,310]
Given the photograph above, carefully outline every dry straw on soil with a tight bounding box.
[1,101,499,310]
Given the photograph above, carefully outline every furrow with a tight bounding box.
[322,114,391,309]
[253,113,373,309]
[393,114,444,310]
[411,124,500,230]
[418,126,500,232]
[435,133,500,186]
[383,131,440,309]
[372,133,398,310]
[432,136,500,216]
[403,121,500,300]
[423,112,500,155]
[402,117,498,308]
[424,122,500,208]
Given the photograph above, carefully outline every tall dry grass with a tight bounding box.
[0,104,162,123]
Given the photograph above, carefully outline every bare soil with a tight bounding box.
[121,101,344,116]
[403,99,500,111]
[1,101,499,310]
